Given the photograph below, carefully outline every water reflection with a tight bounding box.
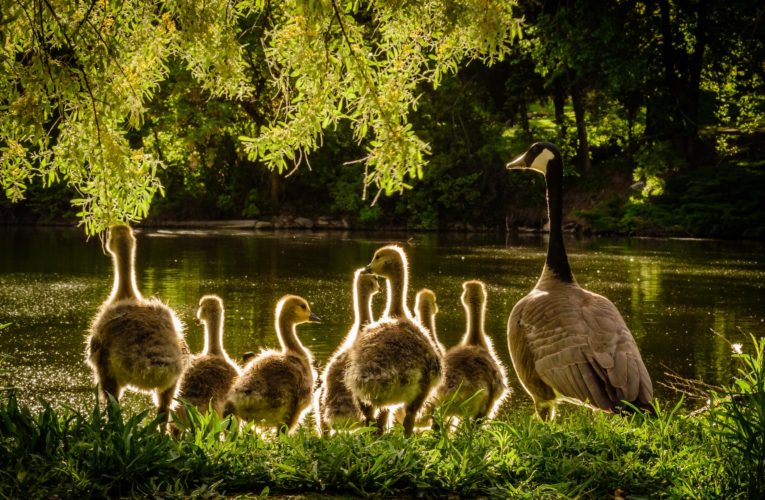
[0,227,763,414]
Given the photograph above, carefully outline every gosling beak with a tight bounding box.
[360,264,373,274]
[309,312,322,323]
[506,151,530,170]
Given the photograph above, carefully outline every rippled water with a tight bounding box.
[1,227,763,414]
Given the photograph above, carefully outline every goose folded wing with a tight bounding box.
[579,293,653,404]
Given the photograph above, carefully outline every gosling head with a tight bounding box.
[197,295,224,323]
[363,245,407,279]
[505,142,561,176]
[357,272,381,298]
[276,295,321,325]
[461,280,487,309]
[106,224,135,257]
[415,289,438,316]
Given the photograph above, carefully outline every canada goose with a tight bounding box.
[415,289,445,357]
[344,245,442,436]
[432,280,508,423]
[176,295,240,416]
[224,295,320,433]
[506,142,653,419]
[86,225,189,426]
[316,269,381,434]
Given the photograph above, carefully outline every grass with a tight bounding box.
[1,337,762,498]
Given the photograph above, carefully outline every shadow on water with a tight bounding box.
[0,226,763,414]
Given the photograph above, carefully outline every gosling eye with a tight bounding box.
[374,255,380,260]
[300,304,307,310]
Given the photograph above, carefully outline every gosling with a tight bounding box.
[432,280,508,425]
[176,295,240,417]
[316,269,380,434]
[86,225,189,426]
[224,295,320,433]
[345,245,442,436]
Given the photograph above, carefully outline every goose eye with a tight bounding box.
[300,304,307,310]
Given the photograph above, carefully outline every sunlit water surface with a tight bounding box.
[0,227,763,415]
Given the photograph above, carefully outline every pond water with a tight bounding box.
[1,227,763,415]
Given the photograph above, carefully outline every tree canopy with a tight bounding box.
[0,0,519,234]
[2,0,763,237]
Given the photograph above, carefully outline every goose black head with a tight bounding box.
[506,142,561,176]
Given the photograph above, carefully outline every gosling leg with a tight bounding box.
[156,384,177,430]
[403,380,431,437]
[98,374,120,405]
[375,409,389,435]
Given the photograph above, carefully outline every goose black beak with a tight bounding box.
[506,151,530,170]
[309,312,322,323]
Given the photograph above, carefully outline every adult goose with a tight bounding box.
[87,225,189,427]
[506,143,653,420]
[344,245,442,436]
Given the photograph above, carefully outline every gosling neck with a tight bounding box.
[356,290,375,328]
[463,300,488,349]
[543,157,574,284]
[277,315,309,359]
[109,243,141,302]
[384,264,410,319]
[202,310,224,357]
[417,305,436,340]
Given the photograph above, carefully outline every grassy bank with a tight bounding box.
[1,338,763,498]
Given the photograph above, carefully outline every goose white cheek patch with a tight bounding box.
[531,148,555,174]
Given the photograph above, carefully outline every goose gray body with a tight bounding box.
[506,143,652,419]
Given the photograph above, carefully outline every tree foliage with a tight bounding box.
[0,0,520,234]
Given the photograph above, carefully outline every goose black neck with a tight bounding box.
[204,311,224,357]
[544,158,574,283]
[277,316,308,358]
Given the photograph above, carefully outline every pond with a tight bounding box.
[1,227,763,415]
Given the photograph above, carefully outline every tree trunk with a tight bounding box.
[518,98,530,136]
[570,84,590,173]
[553,82,567,144]
[269,171,280,213]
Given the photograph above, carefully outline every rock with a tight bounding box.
[316,218,330,227]
[294,217,314,229]
[340,218,351,229]
[273,216,293,229]
[255,221,274,230]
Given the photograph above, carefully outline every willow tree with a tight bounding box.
[0,0,519,234]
